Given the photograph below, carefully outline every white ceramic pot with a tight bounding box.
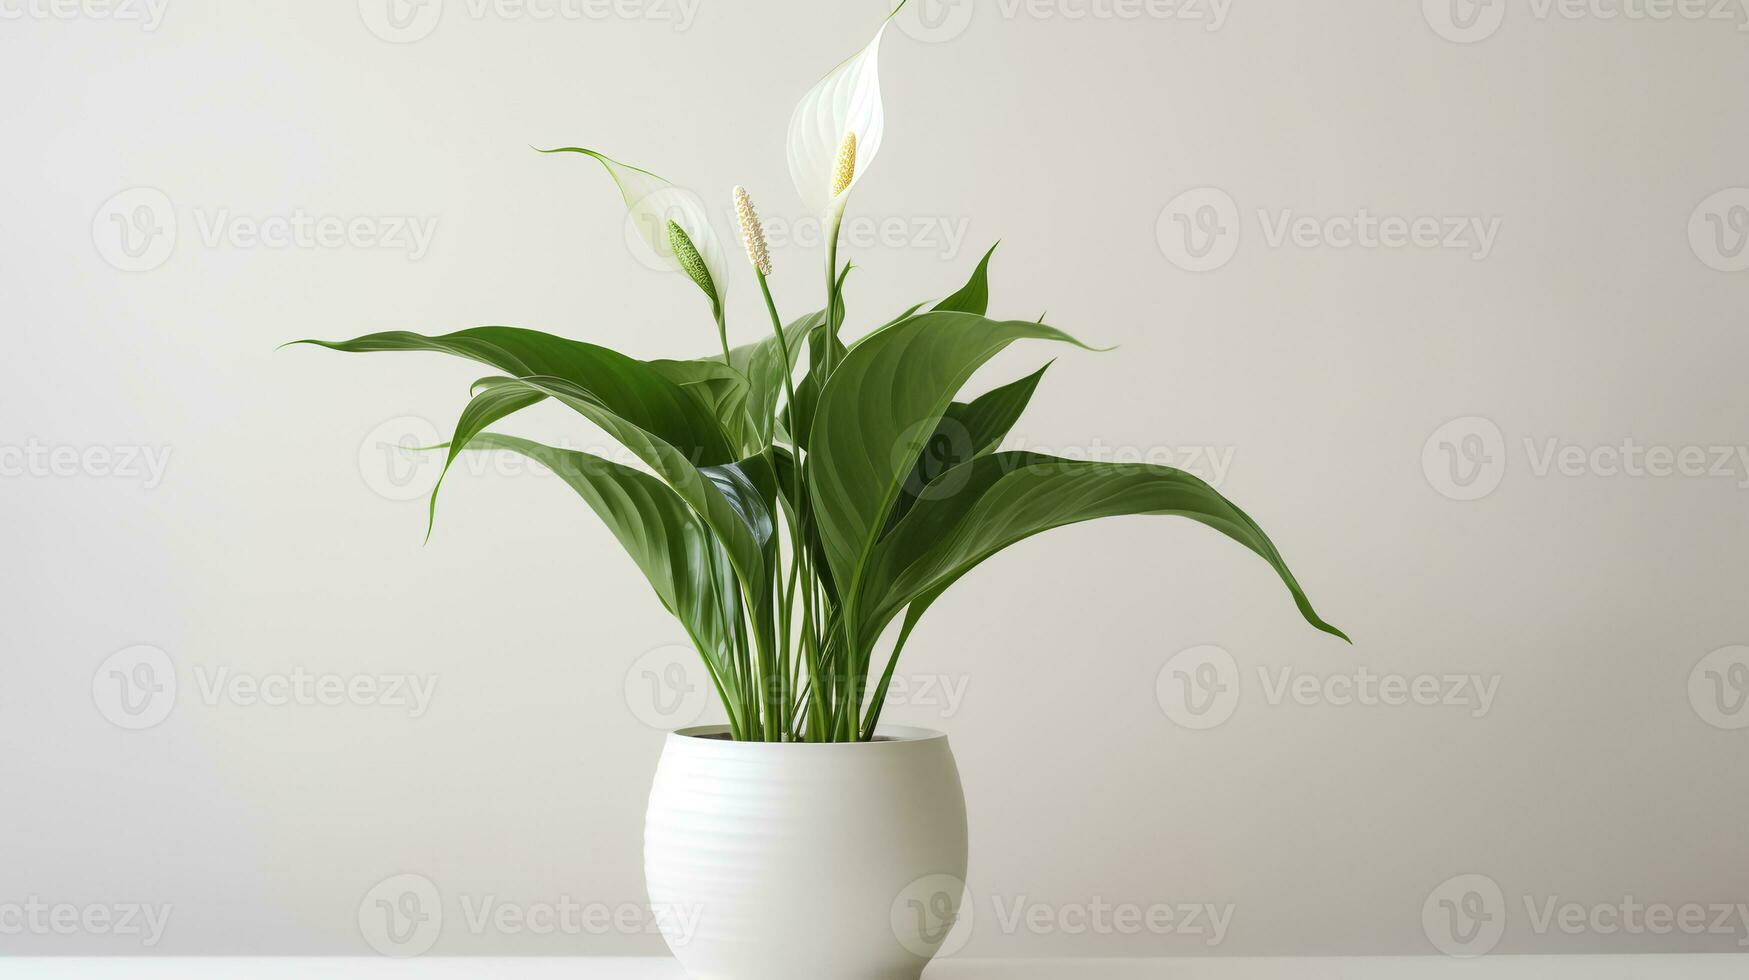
[644,725,969,980]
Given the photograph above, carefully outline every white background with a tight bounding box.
[3,0,1747,960]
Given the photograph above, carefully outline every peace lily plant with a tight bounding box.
[293,14,1345,747]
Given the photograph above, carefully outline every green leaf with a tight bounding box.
[647,358,753,450]
[456,433,740,678]
[883,361,1051,534]
[785,296,932,455]
[700,458,778,564]
[805,311,1094,623]
[860,452,1348,648]
[427,377,548,538]
[483,375,769,603]
[932,242,998,315]
[741,312,817,448]
[652,311,816,453]
[290,327,735,465]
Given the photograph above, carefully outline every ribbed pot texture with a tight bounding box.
[644,725,969,980]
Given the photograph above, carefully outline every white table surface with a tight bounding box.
[3,957,1742,978]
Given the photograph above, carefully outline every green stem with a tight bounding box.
[860,611,922,739]
[714,307,731,367]
[823,205,845,375]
